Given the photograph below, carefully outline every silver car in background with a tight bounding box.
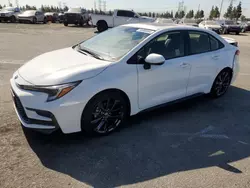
[18,10,47,24]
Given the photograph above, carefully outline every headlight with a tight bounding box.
[18,81,81,102]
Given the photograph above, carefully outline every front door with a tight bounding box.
[137,31,191,109]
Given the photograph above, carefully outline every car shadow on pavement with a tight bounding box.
[24,86,250,188]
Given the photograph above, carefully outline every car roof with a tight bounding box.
[124,22,208,32]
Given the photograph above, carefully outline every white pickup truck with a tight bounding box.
[91,9,155,32]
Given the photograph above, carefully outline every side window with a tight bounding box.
[210,35,224,51]
[125,11,135,18]
[188,31,210,55]
[117,11,126,17]
[117,10,134,17]
[140,31,185,60]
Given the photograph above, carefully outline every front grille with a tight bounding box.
[11,89,29,122]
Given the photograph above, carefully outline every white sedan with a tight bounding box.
[199,20,223,34]
[10,24,240,135]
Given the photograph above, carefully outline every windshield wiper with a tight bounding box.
[77,45,104,60]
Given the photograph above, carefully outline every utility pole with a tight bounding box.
[219,0,224,19]
[103,1,106,12]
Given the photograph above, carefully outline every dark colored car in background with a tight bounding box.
[58,12,64,23]
[218,20,241,35]
[45,12,58,23]
[63,8,90,26]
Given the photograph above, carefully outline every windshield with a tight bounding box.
[68,8,81,13]
[225,20,234,25]
[206,21,218,25]
[3,7,15,11]
[79,26,154,61]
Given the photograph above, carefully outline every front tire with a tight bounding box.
[64,22,68,26]
[236,31,240,35]
[81,91,129,136]
[210,69,232,98]
[32,17,37,24]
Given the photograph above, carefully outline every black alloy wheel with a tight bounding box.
[82,91,128,135]
[210,70,232,98]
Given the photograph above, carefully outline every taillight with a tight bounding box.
[235,50,240,56]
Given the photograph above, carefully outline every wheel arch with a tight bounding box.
[97,20,108,26]
[81,88,132,130]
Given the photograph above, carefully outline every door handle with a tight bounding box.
[180,62,190,68]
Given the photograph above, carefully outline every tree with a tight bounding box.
[170,11,173,18]
[186,10,194,18]
[152,12,155,18]
[148,12,152,17]
[63,5,69,12]
[175,12,179,19]
[224,3,233,19]
[0,5,2,9]
[241,15,246,21]
[9,3,13,7]
[209,6,215,19]
[179,10,185,19]
[235,1,242,20]
[214,6,220,18]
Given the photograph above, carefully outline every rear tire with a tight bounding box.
[236,32,240,35]
[210,69,232,98]
[64,22,68,26]
[81,91,129,136]
[43,18,47,24]
[97,21,108,32]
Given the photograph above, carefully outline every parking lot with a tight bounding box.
[1,23,250,188]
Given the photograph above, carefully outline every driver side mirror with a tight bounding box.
[134,15,139,18]
[143,53,165,70]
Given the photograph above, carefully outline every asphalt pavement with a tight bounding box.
[1,23,250,188]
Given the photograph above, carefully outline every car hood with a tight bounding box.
[0,10,13,14]
[18,47,111,86]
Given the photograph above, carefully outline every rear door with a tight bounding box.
[114,10,135,26]
[185,31,225,95]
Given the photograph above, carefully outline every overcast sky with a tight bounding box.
[0,0,250,17]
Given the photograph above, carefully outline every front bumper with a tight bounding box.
[11,87,60,133]
[0,16,11,21]
[10,74,86,134]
